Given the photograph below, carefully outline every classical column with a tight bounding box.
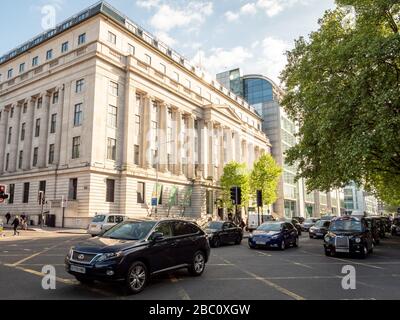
[23,98,36,170]
[174,108,183,175]
[199,119,208,179]
[122,73,136,170]
[54,85,65,166]
[224,127,233,164]
[39,92,51,168]
[207,121,215,180]
[141,95,153,169]
[8,103,21,172]
[59,83,71,167]
[242,140,248,164]
[0,107,10,173]
[233,130,241,162]
[218,125,224,178]
[186,114,195,179]
[159,102,168,173]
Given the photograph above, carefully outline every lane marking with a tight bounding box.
[218,257,305,300]
[256,251,272,257]
[169,275,191,300]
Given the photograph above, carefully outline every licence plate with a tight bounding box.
[316,233,323,236]
[336,248,349,253]
[70,265,86,274]
[256,241,265,245]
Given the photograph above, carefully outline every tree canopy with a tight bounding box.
[220,161,250,208]
[250,154,282,206]
[281,0,400,205]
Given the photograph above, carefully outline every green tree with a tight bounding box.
[281,0,400,205]
[220,161,250,208]
[250,154,282,205]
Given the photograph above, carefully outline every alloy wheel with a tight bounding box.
[128,264,146,291]
[194,252,205,274]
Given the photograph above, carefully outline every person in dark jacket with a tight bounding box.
[5,213,11,225]
[11,216,20,236]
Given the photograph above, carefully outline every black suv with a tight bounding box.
[204,221,243,247]
[324,216,373,258]
[65,218,210,294]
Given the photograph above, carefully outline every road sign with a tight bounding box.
[151,198,157,206]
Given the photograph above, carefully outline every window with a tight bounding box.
[137,182,145,204]
[32,56,39,67]
[48,144,55,164]
[108,31,116,44]
[145,54,151,65]
[107,138,117,160]
[21,123,26,141]
[52,91,59,104]
[10,107,14,118]
[23,103,27,113]
[159,63,166,74]
[7,69,13,79]
[32,147,38,167]
[185,79,191,89]
[173,221,198,236]
[72,137,80,159]
[5,153,9,171]
[128,44,135,55]
[106,179,115,202]
[61,41,69,53]
[107,105,117,128]
[107,216,115,223]
[18,151,23,169]
[78,33,86,45]
[76,79,84,93]
[35,119,41,137]
[109,81,119,96]
[154,222,173,238]
[7,127,12,144]
[134,145,140,165]
[48,114,56,134]
[173,72,179,82]
[39,180,46,193]
[8,184,15,204]
[19,63,25,73]
[68,178,78,200]
[23,182,30,203]
[37,97,42,109]
[74,104,82,126]
[46,49,53,60]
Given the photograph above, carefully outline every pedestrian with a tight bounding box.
[5,212,11,225]
[11,216,20,236]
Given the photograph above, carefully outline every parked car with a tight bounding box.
[293,216,305,224]
[381,216,392,234]
[204,221,243,247]
[302,218,320,232]
[87,214,128,236]
[391,218,400,236]
[320,215,336,221]
[66,218,210,294]
[284,219,302,236]
[324,216,374,258]
[364,217,381,245]
[309,220,331,239]
[248,221,299,250]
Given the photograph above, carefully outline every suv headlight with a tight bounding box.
[271,235,280,239]
[354,237,361,243]
[96,251,123,262]
[67,248,74,259]
[249,233,254,238]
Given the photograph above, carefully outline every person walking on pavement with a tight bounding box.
[11,216,20,236]
[5,212,11,225]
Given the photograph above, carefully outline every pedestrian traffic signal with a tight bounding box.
[0,185,9,202]
[230,187,242,206]
[257,190,263,207]
[38,191,45,205]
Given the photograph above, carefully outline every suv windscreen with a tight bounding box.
[102,220,157,240]
[330,219,363,232]
[92,215,106,223]
[258,223,282,232]
[206,222,224,230]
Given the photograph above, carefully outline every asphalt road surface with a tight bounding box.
[1,232,400,300]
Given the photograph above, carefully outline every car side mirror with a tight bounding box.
[150,232,164,242]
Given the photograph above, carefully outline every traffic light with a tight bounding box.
[230,187,242,206]
[0,185,9,202]
[38,191,45,205]
[257,190,263,207]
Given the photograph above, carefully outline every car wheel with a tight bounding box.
[211,237,221,248]
[359,245,368,259]
[280,240,286,251]
[125,261,148,294]
[75,276,94,285]
[325,248,335,257]
[293,237,299,247]
[234,235,242,245]
[188,251,206,276]
[248,243,256,249]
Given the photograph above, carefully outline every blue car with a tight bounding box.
[248,221,299,250]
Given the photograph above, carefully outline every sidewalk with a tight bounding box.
[2,225,87,235]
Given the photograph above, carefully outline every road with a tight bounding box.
[1,231,400,300]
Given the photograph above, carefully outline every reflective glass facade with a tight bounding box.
[243,78,273,106]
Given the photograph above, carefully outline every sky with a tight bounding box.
[0,0,336,83]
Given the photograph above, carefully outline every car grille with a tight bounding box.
[71,251,98,264]
[335,236,349,248]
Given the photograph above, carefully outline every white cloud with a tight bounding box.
[225,11,240,21]
[136,0,160,9]
[256,0,311,17]
[240,3,257,15]
[155,31,177,46]
[150,2,213,32]
[191,47,253,75]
